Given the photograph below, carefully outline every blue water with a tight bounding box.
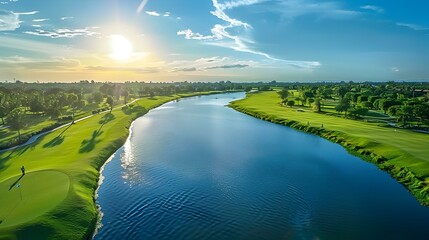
[94,92,429,240]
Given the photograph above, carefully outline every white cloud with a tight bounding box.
[0,0,19,4]
[0,10,38,31]
[171,67,197,72]
[0,36,86,56]
[87,65,160,73]
[0,9,19,31]
[360,5,384,13]
[391,67,399,72]
[32,18,49,22]
[207,64,249,70]
[61,16,74,20]
[167,56,258,72]
[178,0,271,59]
[146,11,160,16]
[146,10,171,17]
[396,22,428,31]
[177,29,215,40]
[271,0,360,20]
[210,0,253,29]
[177,0,321,69]
[13,11,38,15]
[32,24,41,27]
[0,56,81,70]
[24,27,99,38]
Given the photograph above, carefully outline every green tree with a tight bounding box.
[414,104,429,123]
[106,96,114,112]
[286,100,295,108]
[100,84,114,96]
[244,86,252,92]
[68,93,78,123]
[336,86,348,99]
[278,89,289,102]
[398,105,413,126]
[0,105,7,125]
[335,98,351,116]
[360,101,372,109]
[307,98,315,107]
[301,91,314,106]
[6,108,25,142]
[93,92,103,104]
[349,107,369,118]
[122,90,129,104]
[46,108,61,120]
[387,105,400,117]
[295,97,303,106]
[313,98,321,112]
[379,99,401,114]
[28,95,44,113]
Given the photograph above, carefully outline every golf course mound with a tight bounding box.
[0,170,70,228]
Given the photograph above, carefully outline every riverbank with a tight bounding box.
[0,91,225,239]
[229,91,429,206]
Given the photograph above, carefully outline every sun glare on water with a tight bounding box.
[110,35,133,61]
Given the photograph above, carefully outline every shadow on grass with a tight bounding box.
[122,105,147,115]
[43,135,65,148]
[42,124,72,148]
[8,174,24,191]
[99,113,115,124]
[79,129,103,153]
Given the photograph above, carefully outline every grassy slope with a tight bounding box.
[230,91,429,204]
[0,93,209,239]
[0,98,129,149]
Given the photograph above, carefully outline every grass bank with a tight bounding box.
[0,92,221,239]
[229,91,429,205]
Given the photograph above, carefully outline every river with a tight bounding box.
[94,92,429,240]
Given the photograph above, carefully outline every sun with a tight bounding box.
[110,35,133,61]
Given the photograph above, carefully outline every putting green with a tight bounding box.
[0,170,70,228]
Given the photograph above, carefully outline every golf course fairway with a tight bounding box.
[0,171,70,228]
[0,93,213,239]
[230,91,429,205]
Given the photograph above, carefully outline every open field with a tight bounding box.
[230,91,429,204]
[0,92,216,239]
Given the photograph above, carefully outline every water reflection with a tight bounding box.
[95,92,429,240]
[121,131,142,187]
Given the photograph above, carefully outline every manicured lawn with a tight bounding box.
[0,95,179,239]
[0,97,133,149]
[231,91,429,179]
[0,171,70,228]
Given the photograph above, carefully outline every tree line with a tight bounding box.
[274,81,429,128]
[0,81,246,144]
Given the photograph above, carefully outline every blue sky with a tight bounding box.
[0,0,428,82]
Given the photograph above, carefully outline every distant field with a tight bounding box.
[230,91,429,179]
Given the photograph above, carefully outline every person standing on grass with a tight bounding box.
[21,165,25,175]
